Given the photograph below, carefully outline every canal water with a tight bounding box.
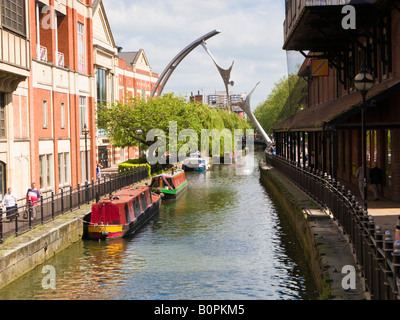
[0,151,318,300]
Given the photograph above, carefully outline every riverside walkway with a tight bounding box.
[339,180,400,235]
[265,152,400,300]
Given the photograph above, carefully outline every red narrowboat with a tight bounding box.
[87,185,161,240]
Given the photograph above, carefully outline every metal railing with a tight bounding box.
[37,44,48,63]
[57,51,64,68]
[0,167,149,243]
[265,152,400,300]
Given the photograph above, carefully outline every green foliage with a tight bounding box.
[123,157,148,165]
[254,74,307,134]
[118,162,152,177]
[97,94,252,157]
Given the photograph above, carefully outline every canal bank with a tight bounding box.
[259,160,367,300]
[0,179,155,290]
[0,153,320,300]
[0,205,91,290]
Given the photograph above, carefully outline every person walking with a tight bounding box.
[96,163,103,180]
[370,162,383,201]
[356,165,367,200]
[26,182,40,220]
[2,187,18,221]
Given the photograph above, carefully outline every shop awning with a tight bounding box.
[273,76,400,132]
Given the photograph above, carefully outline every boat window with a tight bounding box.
[148,189,152,204]
[161,176,172,190]
[125,204,131,223]
[141,192,148,209]
[133,198,141,217]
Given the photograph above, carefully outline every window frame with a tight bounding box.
[79,96,87,134]
[60,102,65,129]
[0,93,5,138]
[1,0,26,36]
[58,152,70,187]
[77,21,85,74]
[42,99,48,128]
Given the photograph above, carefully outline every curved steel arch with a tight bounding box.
[151,30,221,98]
[201,42,234,112]
[238,82,272,146]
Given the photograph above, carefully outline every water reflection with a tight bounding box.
[0,151,318,300]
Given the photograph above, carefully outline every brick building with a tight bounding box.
[93,0,158,168]
[30,0,96,196]
[0,0,31,200]
[273,0,400,201]
[0,0,158,202]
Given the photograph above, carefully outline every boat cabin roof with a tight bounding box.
[99,186,149,205]
[156,170,185,178]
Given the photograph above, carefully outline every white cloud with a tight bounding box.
[102,0,293,108]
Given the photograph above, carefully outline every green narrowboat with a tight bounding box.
[150,169,188,199]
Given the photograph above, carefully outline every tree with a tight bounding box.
[253,74,307,135]
[96,94,251,159]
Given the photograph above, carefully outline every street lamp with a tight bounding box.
[82,124,90,183]
[354,63,374,211]
[136,128,143,165]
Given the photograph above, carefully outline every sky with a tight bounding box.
[102,0,304,109]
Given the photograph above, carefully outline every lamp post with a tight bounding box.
[82,124,90,183]
[354,63,374,211]
[136,128,143,166]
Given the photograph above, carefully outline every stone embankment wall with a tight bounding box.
[0,208,90,290]
[259,161,366,300]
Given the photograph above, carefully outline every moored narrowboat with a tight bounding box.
[182,152,210,171]
[87,185,161,240]
[150,169,188,199]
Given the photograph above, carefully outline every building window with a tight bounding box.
[2,0,26,36]
[39,155,44,188]
[0,161,6,201]
[64,153,69,185]
[46,154,52,188]
[110,73,114,103]
[77,22,85,73]
[0,93,5,138]
[79,96,86,134]
[58,152,70,186]
[96,68,107,106]
[96,68,108,136]
[42,100,48,128]
[80,151,90,183]
[39,154,53,190]
[60,102,65,129]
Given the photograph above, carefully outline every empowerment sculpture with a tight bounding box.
[238,82,272,146]
[201,41,234,112]
[151,30,221,98]
[151,30,271,147]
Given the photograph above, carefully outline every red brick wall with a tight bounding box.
[28,0,96,191]
[57,11,71,68]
